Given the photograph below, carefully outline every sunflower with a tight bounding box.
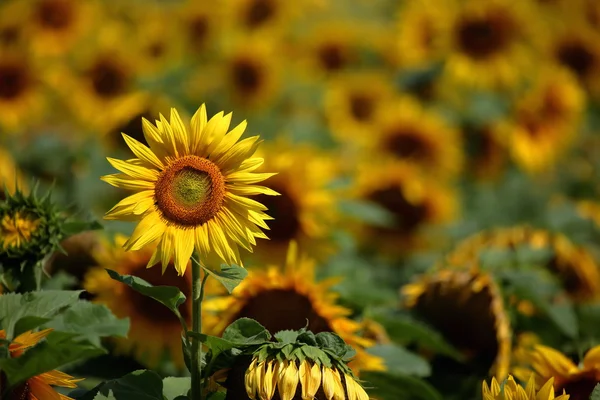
[515,344,600,400]
[84,234,192,368]
[176,1,223,58]
[461,121,508,180]
[501,67,586,173]
[446,226,600,301]
[483,375,570,400]
[248,141,339,264]
[443,0,535,89]
[350,161,458,254]
[0,146,25,199]
[324,71,395,146]
[0,1,27,49]
[202,244,385,374]
[395,0,451,68]
[0,328,82,399]
[0,49,46,134]
[370,97,463,179]
[402,267,512,379]
[102,104,276,275]
[223,0,298,33]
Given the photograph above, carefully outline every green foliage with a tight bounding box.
[361,371,443,400]
[162,377,191,400]
[367,344,431,377]
[71,370,164,400]
[200,264,248,293]
[221,318,271,345]
[590,384,600,400]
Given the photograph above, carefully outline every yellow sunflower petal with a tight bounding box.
[106,157,159,181]
[583,345,600,369]
[101,174,156,191]
[28,376,63,400]
[173,228,194,276]
[121,134,164,170]
[211,119,248,162]
[123,211,166,251]
[169,108,190,156]
[190,103,208,154]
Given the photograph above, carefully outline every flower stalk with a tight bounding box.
[191,255,209,400]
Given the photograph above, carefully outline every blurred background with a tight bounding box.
[3,0,600,399]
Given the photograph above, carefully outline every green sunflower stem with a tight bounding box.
[191,256,209,400]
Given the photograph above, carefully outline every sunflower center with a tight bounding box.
[128,261,192,322]
[385,129,432,162]
[368,186,428,235]
[232,58,262,94]
[349,93,375,122]
[155,155,225,227]
[413,275,500,371]
[35,0,74,30]
[188,16,209,49]
[556,40,596,79]
[8,380,31,400]
[88,59,128,98]
[317,43,346,72]
[0,26,20,46]
[456,12,514,59]
[235,289,332,334]
[557,371,600,400]
[1,212,40,250]
[146,41,166,59]
[244,0,275,29]
[0,63,29,100]
[253,183,300,242]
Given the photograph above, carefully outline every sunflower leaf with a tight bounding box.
[62,219,103,237]
[201,264,248,293]
[360,371,443,400]
[591,384,600,400]
[315,332,355,359]
[274,330,299,344]
[105,269,186,318]
[83,370,164,400]
[162,377,191,400]
[222,317,271,345]
[367,344,431,377]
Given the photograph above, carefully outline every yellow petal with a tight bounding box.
[173,228,194,276]
[190,104,208,154]
[300,361,321,400]
[211,120,248,164]
[245,359,259,400]
[278,361,299,400]
[123,212,165,251]
[160,226,176,272]
[584,345,600,369]
[169,108,190,155]
[227,171,277,185]
[260,360,278,400]
[107,157,159,181]
[28,376,62,400]
[207,219,236,264]
[101,174,156,191]
[536,377,555,400]
[121,134,164,170]
[142,118,169,160]
[206,112,233,157]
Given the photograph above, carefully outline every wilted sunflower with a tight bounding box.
[395,0,451,68]
[102,104,276,275]
[351,161,458,254]
[370,98,463,179]
[84,234,191,368]
[402,267,511,379]
[444,0,534,88]
[483,375,569,400]
[249,141,339,263]
[446,226,600,301]
[203,244,385,373]
[0,328,82,399]
[515,344,600,400]
[501,67,585,173]
[324,71,395,146]
[0,50,46,134]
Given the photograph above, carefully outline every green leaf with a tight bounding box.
[201,264,248,293]
[301,346,331,367]
[162,377,191,400]
[367,344,431,377]
[0,331,105,387]
[190,333,236,359]
[315,332,354,359]
[106,269,186,317]
[207,393,226,400]
[44,301,129,346]
[222,318,271,345]
[0,290,83,338]
[361,371,443,400]
[97,370,164,400]
[274,330,299,344]
[93,391,116,400]
[590,383,600,400]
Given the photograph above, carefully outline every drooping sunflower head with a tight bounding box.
[351,161,458,254]
[402,267,511,379]
[203,243,385,374]
[84,234,192,369]
[248,141,340,263]
[102,104,277,275]
[515,344,600,400]
[0,328,82,399]
[483,375,570,400]
[447,226,600,301]
[0,188,67,273]
[373,98,463,179]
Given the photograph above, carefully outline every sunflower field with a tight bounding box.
[4,0,600,399]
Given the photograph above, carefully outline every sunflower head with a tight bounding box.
[483,375,570,400]
[402,267,511,379]
[102,104,277,275]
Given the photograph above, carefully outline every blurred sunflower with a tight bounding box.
[84,234,191,369]
[371,98,463,179]
[0,147,25,198]
[402,267,511,379]
[547,23,600,95]
[395,0,451,68]
[177,1,222,58]
[515,344,600,399]
[102,104,276,274]
[0,49,46,134]
[324,71,394,145]
[24,0,95,57]
[351,161,458,254]
[576,199,600,228]
[224,0,297,33]
[447,226,600,301]
[483,375,569,400]
[203,244,386,374]
[503,67,585,173]
[462,122,508,180]
[0,328,82,399]
[0,1,27,49]
[444,0,534,88]
[250,141,340,264]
